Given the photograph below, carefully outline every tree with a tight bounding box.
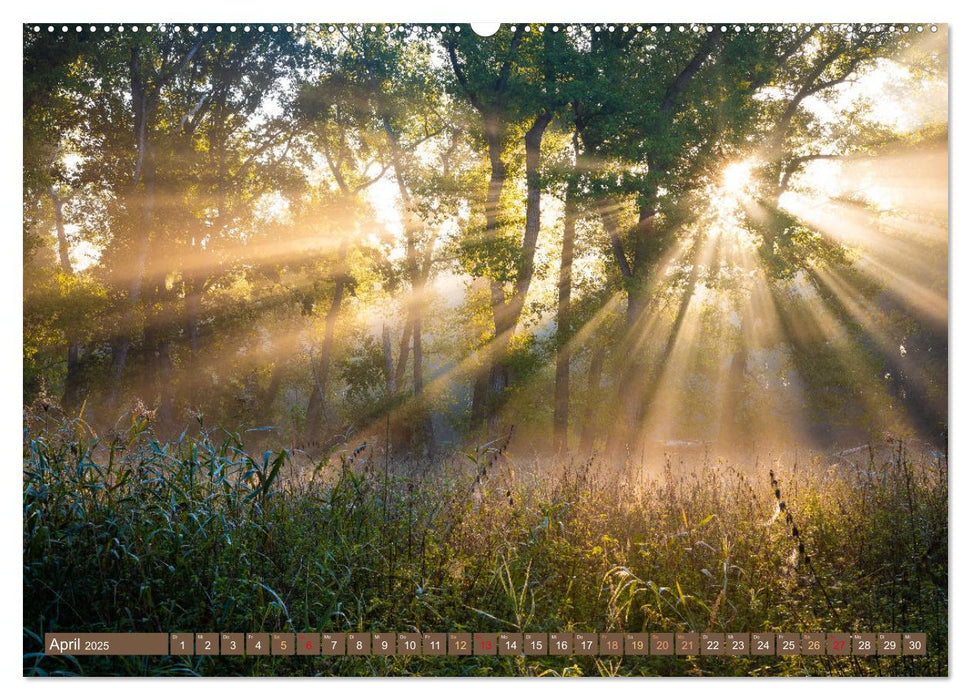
[442,25,571,429]
[22,24,947,454]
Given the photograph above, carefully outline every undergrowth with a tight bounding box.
[23,410,947,677]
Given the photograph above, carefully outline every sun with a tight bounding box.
[704,159,760,249]
[721,159,756,196]
[708,159,757,217]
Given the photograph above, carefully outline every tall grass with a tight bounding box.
[23,409,947,676]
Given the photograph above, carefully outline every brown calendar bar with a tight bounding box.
[549,632,572,655]
[42,631,927,657]
[725,633,749,655]
[221,633,244,655]
[625,633,650,655]
[774,633,796,655]
[676,632,699,655]
[398,632,422,655]
[271,633,295,656]
[448,632,471,655]
[498,632,523,655]
[297,633,321,655]
[246,632,269,655]
[321,633,346,655]
[196,632,219,655]
[902,633,927,655]
[473,632,497,655]
[802,633,826,655]
[574,632,598,655]
[827,633,852,655]
[170,632,193,655]
[700,632,724,656]
[651,632,674,655]
[600,633,624,655]
[878,633,901,656]
[524,633,547,655]
[852,633,876,656]
[45,633,169,656]
[423,633,447,655]
[347,632,370,655]
[373,632,395,656]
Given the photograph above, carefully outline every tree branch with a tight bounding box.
[600,206,633,280]
[495,25,525,95]
[661,30,724,114]
[446,43,483,113]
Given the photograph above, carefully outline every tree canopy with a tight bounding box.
[24,23,948,458]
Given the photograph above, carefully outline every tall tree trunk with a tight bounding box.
[412,286,436,455]
[412,292,424,396]
[483,116,507,242]
[366,61,437,451]
[180,273,204,409]
[156,338,176,430]
[106,48,156,414]
[394,319,413,390]
[140,280,175,432]
[184,274,202,356]
[49,184,72,276]
[470,362,490,429]
[381,323,396,395]
[262,361,286,412]
[627,204,658,328]
[305,239,349,441]
[48,183,83,412]
[474,112,552,430]
[613,203,663,452]
[401,216,435,450]
[553,179,577,451]
[513,111,551,317]
[633,231,704,431]
[579,343,607,456]
[469,118,512,428]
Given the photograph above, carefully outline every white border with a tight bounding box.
[3,1,963,698]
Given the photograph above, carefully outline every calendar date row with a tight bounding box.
[45,631,927,657]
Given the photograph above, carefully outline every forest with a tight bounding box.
[23,23,947,677]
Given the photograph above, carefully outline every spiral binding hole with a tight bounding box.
[23,22,941,37]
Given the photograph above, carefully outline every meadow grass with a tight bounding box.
[23,411,947,676]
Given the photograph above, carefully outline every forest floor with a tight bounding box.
[23,411,947,677]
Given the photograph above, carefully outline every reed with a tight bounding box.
[23,410,947,677]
